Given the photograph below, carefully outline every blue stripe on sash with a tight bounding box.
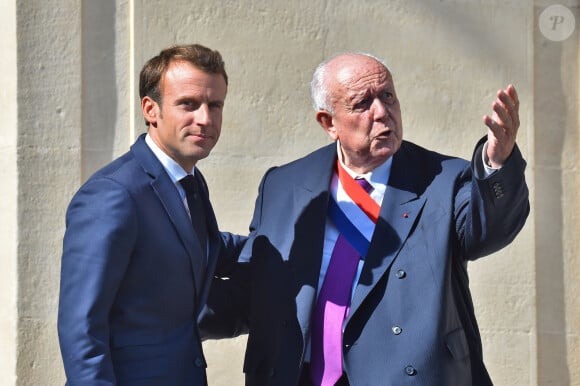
[328,198,371,258]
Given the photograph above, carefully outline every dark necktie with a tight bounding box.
[179,174,208,261]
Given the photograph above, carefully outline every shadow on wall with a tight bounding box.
[82,0,118,181]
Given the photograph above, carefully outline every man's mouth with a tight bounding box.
[186,133,209,139]
[374,130,392,139]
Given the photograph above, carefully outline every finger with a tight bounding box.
[485,113,516,141]
[483,114,504,135]
[497,89,520,130]
[497,90,516,112]
[498,88,520,118]
[507,84,519,108]
[506,85,520,128]
[491,102,512,130]
[483,115,493,131]
[496,88,521,128]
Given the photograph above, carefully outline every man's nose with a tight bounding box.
[372,98,388,121]
[194,104,210,125]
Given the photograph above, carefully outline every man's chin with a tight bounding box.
[374,141,400,158]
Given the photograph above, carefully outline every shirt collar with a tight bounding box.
[336,140,392,193]
[145,133,194,185]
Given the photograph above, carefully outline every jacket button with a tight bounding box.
[392,326,402,335]
[395,269,406,279]
[404,365,417,376]
[194,357,204,367]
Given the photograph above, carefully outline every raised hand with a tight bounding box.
[483,84,520,168]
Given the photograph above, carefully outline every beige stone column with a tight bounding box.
[81,0,132,180]
[534,2,580,384]
[0,0,18,384]
[13,1,82,384]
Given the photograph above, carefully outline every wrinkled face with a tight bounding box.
[143,60,227,172]
[318,55,403,174]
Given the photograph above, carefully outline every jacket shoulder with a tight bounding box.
[264,143,336,177]
[398,140,466,166]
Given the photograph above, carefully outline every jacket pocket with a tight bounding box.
[113,355,169,382]
[111,331,168,380]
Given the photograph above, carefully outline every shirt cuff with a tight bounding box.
[482,141,501,176]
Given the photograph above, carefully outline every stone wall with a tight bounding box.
[1,1,578,384]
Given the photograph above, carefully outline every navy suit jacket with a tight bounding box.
[58,134,244,385]
[203,138,529,386]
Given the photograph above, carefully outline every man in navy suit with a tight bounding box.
[203,52,529,385]
[58,44,244,385]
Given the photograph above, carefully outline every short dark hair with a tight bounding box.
[139,43,228,106]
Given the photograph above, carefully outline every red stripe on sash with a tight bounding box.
[336,159,380,223]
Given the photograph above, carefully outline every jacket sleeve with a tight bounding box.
[58,178,137,385]
[455,137,530,260]
[198,168,275,340]
[199,262,252,340]
[213,232,247,276]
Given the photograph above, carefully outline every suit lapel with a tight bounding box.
[289,144,337,340]
[346,144,427,322]
[131,135,206,298]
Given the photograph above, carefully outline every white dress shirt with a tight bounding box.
[145,134,193,214]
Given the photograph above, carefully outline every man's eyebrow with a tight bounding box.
[174,95,194,102]
[346,89,369,103]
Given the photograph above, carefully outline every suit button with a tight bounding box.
[269,368,275,377]
[281,320,288,327]
[395,269,406,279]
[194,357,204,367]
[392,326,402,335]
[404,365,417,376]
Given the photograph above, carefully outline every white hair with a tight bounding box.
[309,52,391,114]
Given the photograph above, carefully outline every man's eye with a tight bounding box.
[354,98,371,110]
[380,92,395,103]
[181,100,199,110]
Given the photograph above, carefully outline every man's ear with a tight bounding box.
[316,110,338,141]
[142,96,159,127]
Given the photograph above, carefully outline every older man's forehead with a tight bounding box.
[337,65,392,93]
[331,54,388,78]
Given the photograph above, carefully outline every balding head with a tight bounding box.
[312,52,402,174]
[310,53,390,114]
